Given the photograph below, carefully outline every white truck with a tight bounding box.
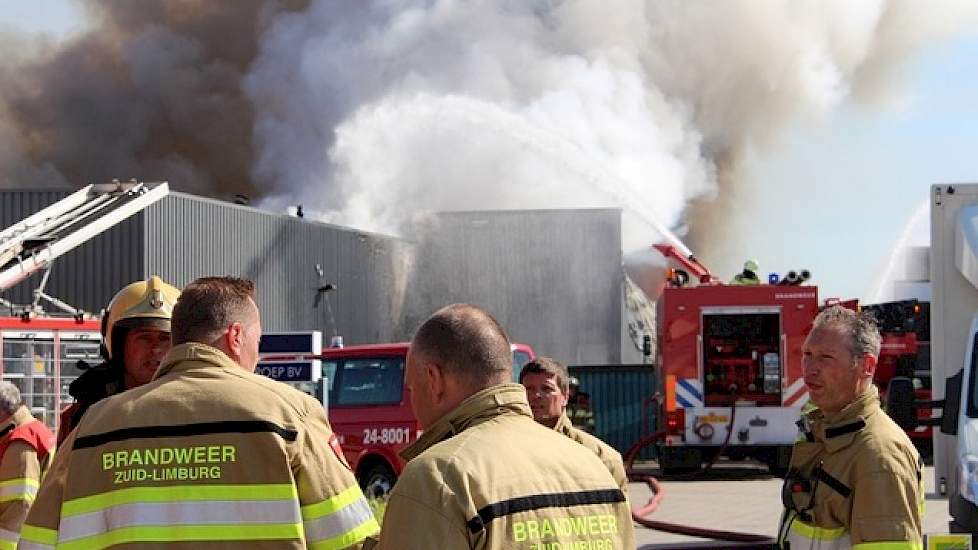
[891,183,978,532]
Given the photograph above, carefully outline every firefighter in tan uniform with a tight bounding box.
[373,304,634,550]
[58,276,179,445]
[21,277,378,549]
[520,357,628,495]
[778,306,923,550]
[0,382,55,549]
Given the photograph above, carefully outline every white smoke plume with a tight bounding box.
[2,0,976,257]
[246,0,978,251]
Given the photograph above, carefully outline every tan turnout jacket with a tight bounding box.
[554,412,628,497]
[20,343,378,550]
[778,386,923,550]
[375,384,635,550]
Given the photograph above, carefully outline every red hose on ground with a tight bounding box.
[628,475,774,544]
[623,403,775,545]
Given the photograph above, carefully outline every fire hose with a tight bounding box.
[623,396,776,546]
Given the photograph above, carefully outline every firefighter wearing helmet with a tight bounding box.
[56,276,179,445]
[731,258,761,285]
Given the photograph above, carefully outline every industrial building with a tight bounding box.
[1,187,652,426]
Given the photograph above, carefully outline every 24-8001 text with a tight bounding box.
[362,428,411,445]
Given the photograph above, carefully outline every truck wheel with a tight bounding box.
[361,462,397,499]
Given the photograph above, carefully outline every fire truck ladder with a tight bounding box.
[0,180,170,313]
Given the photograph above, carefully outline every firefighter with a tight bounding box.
[566,376,596,432]
[0,382,54,547]
[778,306,923,549]
[373,304,634,549]
[520,357,628,494]
[22,277,379,549]
[731,258,761,285]
[57,275,179,445]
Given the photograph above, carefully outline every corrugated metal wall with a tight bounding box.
[411,209,623,365]
[143,193,414,342]
[3,191,626,360]
[0,190,144,314]
[569,365,658,457]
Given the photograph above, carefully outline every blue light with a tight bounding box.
[768,273,780,285]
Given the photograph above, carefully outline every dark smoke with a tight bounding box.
[2,0,976,266]
[0,0,307,197]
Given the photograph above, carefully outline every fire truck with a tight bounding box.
[0,181,168,431]
[0,315,101,431]
[860,299,932,458]
[259,339,536,497]
[650,244,817,474]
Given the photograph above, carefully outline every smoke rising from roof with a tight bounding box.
[247,0,978,250]
[2,1,976,254]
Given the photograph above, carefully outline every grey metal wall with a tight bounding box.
[0,190,144,314]
[143,193,414,343]
[2,190,625,362]
[410,209,623,365]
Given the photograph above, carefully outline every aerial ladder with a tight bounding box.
[0,180,169,317]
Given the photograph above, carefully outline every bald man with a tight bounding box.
[374,304,634,549]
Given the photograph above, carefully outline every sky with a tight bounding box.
[1,1,977,303]
[0,0,85,36]
[739,30,978,301]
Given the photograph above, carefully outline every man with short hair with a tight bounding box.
[375,304,634,549]
[58,276,179,445]
[0,382,54,548]
[23,276,378,549]
[778,306,923,549]
[520,357,628,494]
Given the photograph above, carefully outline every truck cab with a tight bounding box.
[933,185,978,531]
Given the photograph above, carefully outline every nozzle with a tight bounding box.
[779,271,798,286]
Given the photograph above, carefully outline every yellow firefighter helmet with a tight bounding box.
[101,276,180,360]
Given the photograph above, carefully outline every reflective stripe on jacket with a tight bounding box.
[0,407,54,550]
[554,412,628,497]
[777,387,923,550]
[781,516,923,550]
[375,384,635,550]
[19,343,378,549]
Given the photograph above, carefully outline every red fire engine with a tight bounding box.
[0,182,166,432]
[651,244,816,474]
[0,315,101,432]
[860,299,932,458]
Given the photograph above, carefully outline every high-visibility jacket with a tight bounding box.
[730,270,761,285]
[20,343,379,550]
[0,407,55,550]
[554,412,628,497]
[373,384,634,550]
[777,386,923,550]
